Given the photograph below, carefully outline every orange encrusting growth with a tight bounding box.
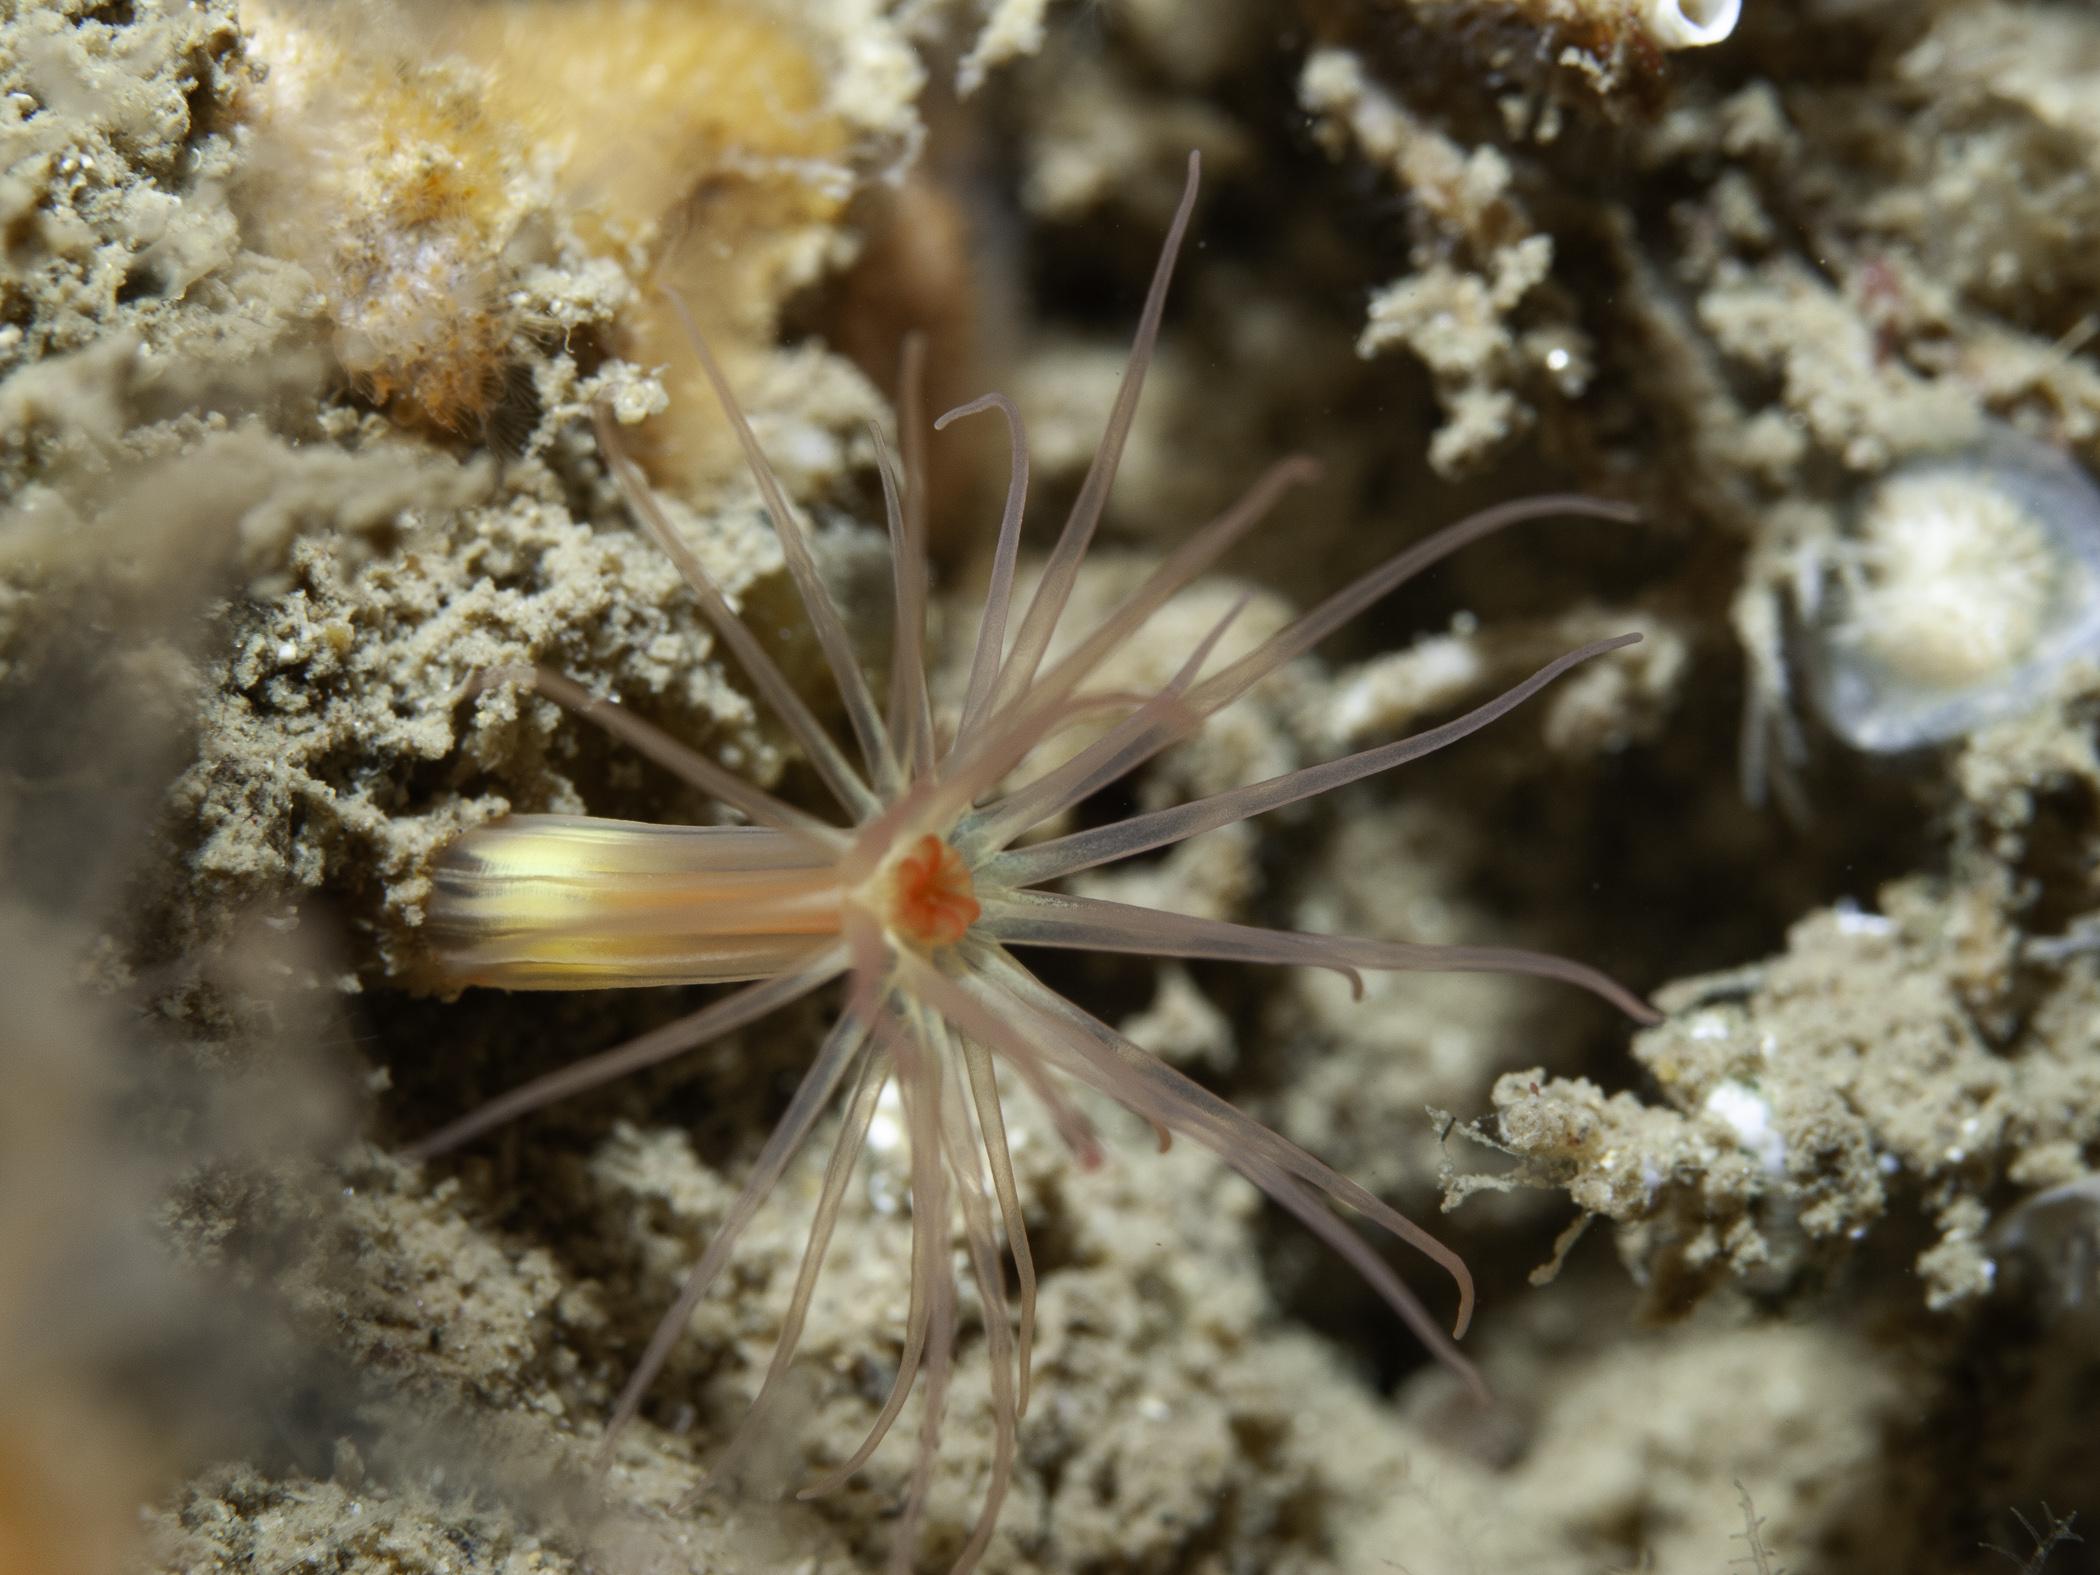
[236,1,526,434]
[237,0,854,456]
[463,0,854,492]
[887,835,981,946]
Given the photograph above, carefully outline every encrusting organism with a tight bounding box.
[235,0,864,455]
[411,154,1659,1574]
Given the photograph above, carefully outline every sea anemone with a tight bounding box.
[410,153,1657,1574]
[1801,424,2100,752]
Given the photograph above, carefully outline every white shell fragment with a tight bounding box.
[1644,0,1741,49]
[1802,427,2100,752]
[1991,1175,2100,1310]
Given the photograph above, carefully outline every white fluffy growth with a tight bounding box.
[1705,1081,1787,1176]
[1837,470,2057,689]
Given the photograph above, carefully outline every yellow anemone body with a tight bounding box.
[428,814,842,989]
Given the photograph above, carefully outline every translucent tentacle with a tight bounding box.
[594,998,874,1475]
[1179,495,1642,727]
[979,887,1660,1023]
[967,456,1316,766]
[886,1017,957,1575]
[890,947,1105,1168]
[958,1033,1036,1417]
[867,426,911,801]
[799,1021,934,1498]
[976,492,1643,846]
[837,453,1310,880]
[593,404,878,817]
[404,946,848,1160]
[887,334,937,784]
[953,593,1249,860]
[1223,1153,1489,1403]
[939,392,1030,749]
[984,635,1641,888]
[991,152,1201,713]
[459,666,843,847]
[678,1045,888,1508]
[934,456,1315,842]
[663,290,894,785]
[963,496,1648,858]
[841,683,1145,886]
[919,1006,1018,1575]
[965,943,1483,1377]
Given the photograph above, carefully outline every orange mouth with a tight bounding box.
[888,834,980,947]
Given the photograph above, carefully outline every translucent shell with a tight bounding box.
[409,154,1658,1575]
[428,815,841,989]
[1802,427,2100,752]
